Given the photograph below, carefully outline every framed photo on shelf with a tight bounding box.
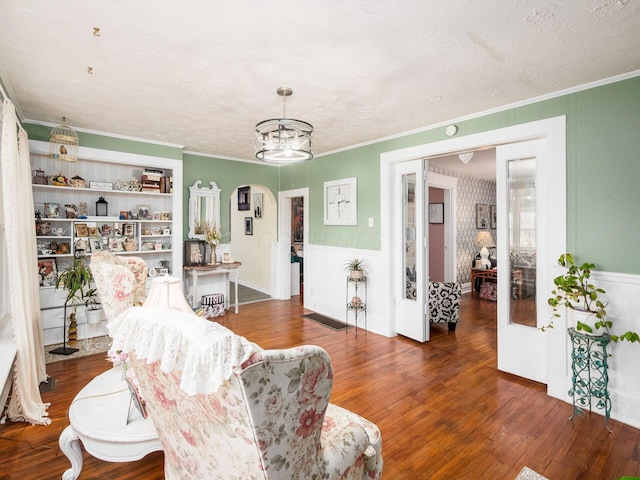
[74,223,88,237]
[119,211,129,220]
[238,186,250,211]
[244,217,253,235]
[38,259,57,286]
[89,238,103,252]
[476,204,489,229]
[124,223,135,236]
[323,177,357,225]
[490,204,497,229]
[87,226,98,237]
[429,203,444,224]
[160,211,171,220]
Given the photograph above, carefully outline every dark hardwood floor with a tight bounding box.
[1,294,639,479]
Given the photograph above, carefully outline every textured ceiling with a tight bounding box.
[1,0,639,165]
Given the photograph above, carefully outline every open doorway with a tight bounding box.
[274,188,309,302]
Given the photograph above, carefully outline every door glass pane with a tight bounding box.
[403,173,416,301]
[508,158,537,326]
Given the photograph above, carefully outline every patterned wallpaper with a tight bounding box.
[430,166,496,284]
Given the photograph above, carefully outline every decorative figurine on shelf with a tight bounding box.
[205,223,221,265]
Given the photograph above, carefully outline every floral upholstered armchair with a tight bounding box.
[90,251,148,321]
[428,282,461,331]
[109,307,383,480]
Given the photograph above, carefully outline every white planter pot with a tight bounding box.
[86,307,104,324]
[569,308,606,336]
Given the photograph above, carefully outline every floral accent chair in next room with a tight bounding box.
[90,251,148,321]
[109,307,383,480]
[428,282,462,332]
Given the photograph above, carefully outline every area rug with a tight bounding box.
[44,335,112,364]
[229,282,272,305]
[515,467,549,480]
[304,312,350,331]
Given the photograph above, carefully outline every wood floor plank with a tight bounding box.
[1,294,639,479]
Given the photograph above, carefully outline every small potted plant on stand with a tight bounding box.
[545,253,639,343]
[84,287,103,324]
[344,258,368,281]
[51,255,92,355]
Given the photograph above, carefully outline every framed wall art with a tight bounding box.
[429,203,444,224]
[238,186,250,211]
[323,177,357,225]
[244,217,253,235]
[292,196,304,243]
[476,203,489,229]
[253,193,263,218]
[490,204,497,229]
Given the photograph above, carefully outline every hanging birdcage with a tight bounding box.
[49,117,79,162]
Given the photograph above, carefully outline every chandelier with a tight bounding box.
[49,117,79,162]
[255,87,313,164]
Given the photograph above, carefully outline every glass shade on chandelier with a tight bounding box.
[255,87,313,164]
[49,117,79,162]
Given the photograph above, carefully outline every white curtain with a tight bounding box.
[1,99,50,425]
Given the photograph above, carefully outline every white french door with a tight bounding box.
[393,159,429,342]
[496,139,548,383]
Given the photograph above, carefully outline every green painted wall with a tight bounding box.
[279,76,640,274]
[24,75,640,274]
[182,154,280,242]
[24,123,183,160]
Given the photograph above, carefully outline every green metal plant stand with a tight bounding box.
[568,327,612,432]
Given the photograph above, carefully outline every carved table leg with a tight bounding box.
[59,425,83,480]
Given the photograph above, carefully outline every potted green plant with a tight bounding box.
[344,258,368,280]
[545,253,639,343]
[54,257,93,349]
[84,287,103,324]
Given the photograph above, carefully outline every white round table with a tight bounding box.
[59,367,162,480]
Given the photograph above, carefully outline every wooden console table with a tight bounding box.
[183,262,242,313]
[59,367,161,480]
[470,267,497,296]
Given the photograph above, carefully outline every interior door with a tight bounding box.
[496,140,547,383]
[394,159,429,342]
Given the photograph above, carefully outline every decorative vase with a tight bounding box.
[67,312,78,347]
[210,244,217,265]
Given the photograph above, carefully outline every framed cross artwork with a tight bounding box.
[323,177,357,225]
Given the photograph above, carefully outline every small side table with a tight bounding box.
[59,367,162,480]
[567,327,612,432]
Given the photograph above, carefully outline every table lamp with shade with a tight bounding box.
[475,231,496,269]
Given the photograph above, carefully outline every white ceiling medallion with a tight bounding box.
[255,87,314,164]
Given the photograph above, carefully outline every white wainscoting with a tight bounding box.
[303,244,387,336]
